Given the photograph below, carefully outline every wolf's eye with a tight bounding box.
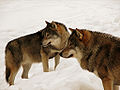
[46,33,50,37]
[51,24,55,28]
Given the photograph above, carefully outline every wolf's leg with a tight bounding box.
[22,64,32,79]
[40,47,49,72]
[41,54,49,72]
[113,85,119,90]
[102,77,113,90]
[8,65,20,85]
[54,54,60,70]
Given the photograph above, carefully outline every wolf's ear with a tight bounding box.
[75,30,83,40]
[82,30,91,46]
[51,21,57,29]
[76,28,79,31]
[69,28,75,32]
[45,21,50,25]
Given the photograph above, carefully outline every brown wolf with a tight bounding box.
[5,21,70,85]
[60,28,120,90]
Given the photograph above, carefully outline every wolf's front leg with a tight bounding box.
[40,48,49,72]
[102,77,113,90]
[54,54,60,70]
[98,65,114,90]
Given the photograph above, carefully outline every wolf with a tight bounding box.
[5,21,70,85]
[60,28,120,90]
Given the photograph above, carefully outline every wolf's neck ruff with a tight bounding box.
[45,36,68,53]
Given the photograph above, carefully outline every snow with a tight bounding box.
[0,0,120,90]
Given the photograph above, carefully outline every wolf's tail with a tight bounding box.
[5,67,11,83]
[5,42,11,83]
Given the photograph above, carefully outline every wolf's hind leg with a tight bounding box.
[22,64,31,79]
[8,65,20,85]
[54,54,60,70]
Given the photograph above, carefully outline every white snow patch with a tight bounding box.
[0,0,120,90]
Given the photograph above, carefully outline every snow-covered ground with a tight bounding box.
[0,0,120,90]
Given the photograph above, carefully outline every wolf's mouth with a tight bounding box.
[42,42,51,47]
[67,54,73,58]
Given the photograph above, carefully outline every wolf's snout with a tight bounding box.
[59,50,74,58]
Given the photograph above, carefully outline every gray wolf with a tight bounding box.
[60,28,120,90]
[5,21,70,85]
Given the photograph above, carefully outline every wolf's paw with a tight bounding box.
[8,81,14,86]
[21,75,28,79]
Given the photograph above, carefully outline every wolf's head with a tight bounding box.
[41,21,69,49]
[60,28,91,60]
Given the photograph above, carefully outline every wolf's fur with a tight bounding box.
[60,28,120,90]
[5,21,70,85]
